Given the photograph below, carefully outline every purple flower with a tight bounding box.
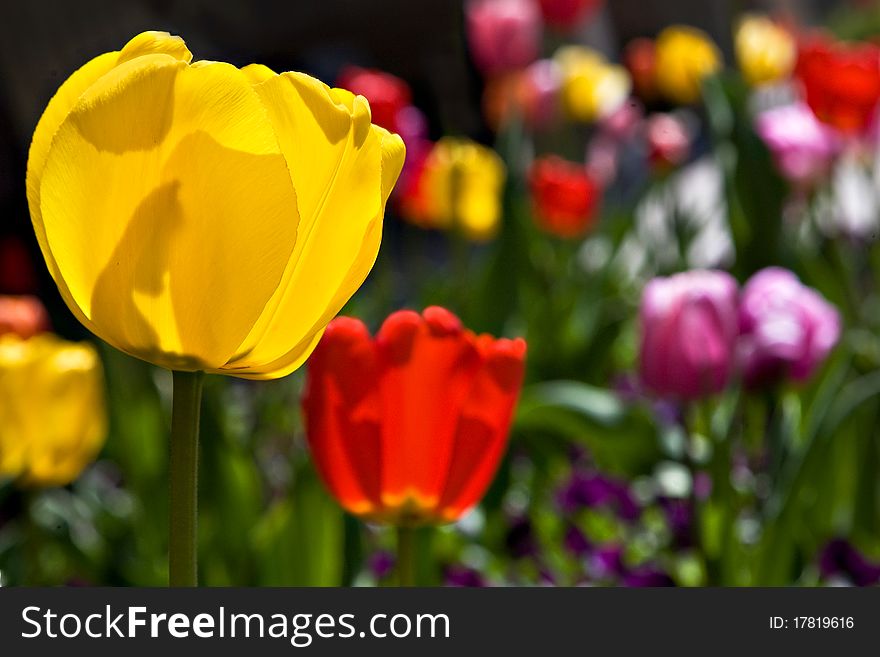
[563,524,593,557]
[368,550,395,580]
[623,567,676,587]
[755,103,841,186]
[466,0,542,76]
[557,472,641,521]
[444,565,487,587]
[640,270,739,400]
[589,544,626,579]
[819,539,880,586]
[659,497,693,548]
[739,267,841,387]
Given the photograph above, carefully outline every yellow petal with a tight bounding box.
[28,32,196,341]
[241,63,277,85]
[38,54,299,370]
[117,31,193,64]
[27,50,119,335]
[219,72,404,375]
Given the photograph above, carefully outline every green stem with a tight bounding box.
[396,526,417,587]
[169,370,204,587]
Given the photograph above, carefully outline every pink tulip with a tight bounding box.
[739,268,841,387]
[640,270,739,400]
[466,0,542,76]
[755,103,841,185]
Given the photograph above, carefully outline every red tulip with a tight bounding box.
[796,34,880,134]
[303,307,526,525]
[538,0,602,30]
[529,156,602,238]
[336,66,412,133]
[0,295,49,339]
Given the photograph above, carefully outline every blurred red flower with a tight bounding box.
[538,0,602,30]
[336,66,412,133]
[623,38,658,101]
[0,295,49,339]
[796,34,880,134]
[529,156,602,238]
[303,307,526,525]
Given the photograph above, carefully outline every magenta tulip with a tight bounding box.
[639,270,739,400]
[739,268,841,387]
[755,103,841,185]
[466,0,542,76]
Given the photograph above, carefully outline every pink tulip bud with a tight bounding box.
[639,270,739,400]
[738,267,841,387]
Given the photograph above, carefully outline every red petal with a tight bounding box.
[376,307,482,517]
[438,337,526,520]
[303,317,383,516]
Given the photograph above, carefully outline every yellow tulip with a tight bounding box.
[420,138,506,241]
[0,334,107,487]
[735,14,796,86]
[27,31,405,380]
[654,26,722,105]
[555,46,631,122]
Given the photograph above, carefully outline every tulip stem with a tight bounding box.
[169,370,204,587]
[396,526,417,587]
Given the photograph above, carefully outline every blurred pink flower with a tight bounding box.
[466,0,542,76]
[639,270,739,400]
[646,113,690,171]
[738,267,841,387]
[755,103,841,185]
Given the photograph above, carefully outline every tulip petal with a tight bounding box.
[117,31,193,64]
[303,317,383,516]
[375,308,482,514]
[438,337,526,520]
[27,51,120,334]
[223,72,405,375]
[39,55,299,370]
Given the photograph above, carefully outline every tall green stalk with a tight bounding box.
[169,370,204,587]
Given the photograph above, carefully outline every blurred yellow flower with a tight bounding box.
[27,31,405,380]
[413,138,507,241]
[555,46,631,122]
[0,334,107,487]
[735,14,796,86]
[655,26,722,104]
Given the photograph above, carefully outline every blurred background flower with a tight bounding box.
[529,155,602,237]
[734,14,796,87]
[654,25,722,104]
[0,332,106,487]
[466,0,542,77]
[639,270,739,400]
[738,268,841,388]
